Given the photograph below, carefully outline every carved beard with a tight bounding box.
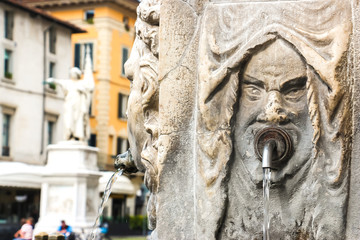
[221,151,348,240]
[221,151,313,239]
[139,41,160,232]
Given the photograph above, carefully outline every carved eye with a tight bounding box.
[284,87,306,101]
[243,85,262,101]
[281,77,307,101]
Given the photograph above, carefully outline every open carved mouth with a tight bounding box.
[254,127,294,170]
[140,139,158,192]
[140,139,155,168]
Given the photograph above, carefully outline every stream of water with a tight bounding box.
[263,168,271,240]
[89,169,124,240]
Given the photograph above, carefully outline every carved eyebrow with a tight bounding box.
[280,76,307,91]
[243,74,265,88]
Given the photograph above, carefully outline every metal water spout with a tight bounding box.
[114,150,139,174]
[254,127,293,240]
[262,140,276,169]
[254,127,293,170]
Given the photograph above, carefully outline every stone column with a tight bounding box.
[156,0,198,238]
[346,0,360,238]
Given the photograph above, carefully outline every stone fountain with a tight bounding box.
[123,0,360,239]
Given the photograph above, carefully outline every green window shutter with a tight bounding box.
[118,93,123,118]
[122,48,128,75]
[74,43,81,68]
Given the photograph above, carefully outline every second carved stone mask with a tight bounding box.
[235,38,313,184]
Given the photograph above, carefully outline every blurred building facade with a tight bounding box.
[0,0,146,236]
[0,0,84,229]
[26,0,138,171]
[23,0,146,227]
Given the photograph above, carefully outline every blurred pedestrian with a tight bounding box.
[57,220,75,240]
[13,217,33,240]
[13,218,26,239]
[99,219,111,240]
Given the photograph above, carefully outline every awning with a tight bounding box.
[0,162,44,189]
[99,171,136,195]
[0,163,136,195]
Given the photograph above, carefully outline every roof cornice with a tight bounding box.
[21,0,139,12]
[3,0,86,33]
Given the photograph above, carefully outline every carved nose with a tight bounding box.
[257,91,289,124]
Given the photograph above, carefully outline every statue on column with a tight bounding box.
[47,46,94,142]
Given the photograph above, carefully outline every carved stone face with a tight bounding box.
[125,38,147,171]
[235,39,314,184]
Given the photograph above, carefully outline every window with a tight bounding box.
[45,113,57,146]
[74,43,93,70]
[47,62,56,90]
[84,10,94,24]
[121,47,129,76]
[2,114,10,156]
[123,16,130,31]
[49,62,55,78]
[47,121,54,145]
[4,49,12,79]
[118,93,128,119]
[49,27,56,54]
[4,11,14,40]
[116,137,129,154]
[88,133,97,147]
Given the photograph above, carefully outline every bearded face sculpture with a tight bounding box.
[235,39,314,185]
[196,1,352,239]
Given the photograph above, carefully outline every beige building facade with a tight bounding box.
[24,0,147,227]
[0,0,84,233]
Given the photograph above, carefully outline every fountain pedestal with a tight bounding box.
[34,141,101,234]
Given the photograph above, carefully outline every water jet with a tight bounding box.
[255,127,293,240]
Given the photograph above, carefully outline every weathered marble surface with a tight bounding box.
[347,1,360,239]
[125,0,360,239]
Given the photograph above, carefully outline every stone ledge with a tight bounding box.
[0,156,13,161]
[1,77,15,85]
